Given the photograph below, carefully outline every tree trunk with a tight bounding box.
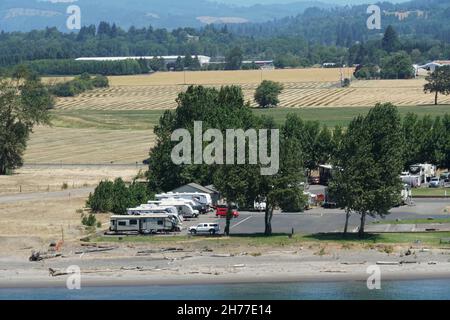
[224,202,232,236]
[435,91,438,105]
[343,209,351,238]
[264,205,273,236]
[358,212,366,239]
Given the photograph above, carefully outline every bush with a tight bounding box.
[86,179,149,215]
[277,188,307,212]
[49,73,108,97]
[92,75,109,88]
[81,213,97,227]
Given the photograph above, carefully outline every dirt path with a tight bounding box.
[0,187,94,204]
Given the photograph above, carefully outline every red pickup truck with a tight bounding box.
[215,205,239,218]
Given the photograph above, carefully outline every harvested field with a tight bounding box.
[25,126,154,164]
[49,72,448,111]
[0,165,143,195]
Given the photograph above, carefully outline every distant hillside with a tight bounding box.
[0,0,332,32]
[228,0,450,44]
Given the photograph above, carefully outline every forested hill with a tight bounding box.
[0,0,331,32]
[229,0,450,44]
[0,0,449,71]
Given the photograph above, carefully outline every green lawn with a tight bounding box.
[373,218,450,225]
[412,188,449,197]
[91,231,450,247]
[51,105,450,130]
[50,110,165,130]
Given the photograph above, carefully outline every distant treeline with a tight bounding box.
[22,59,150,76]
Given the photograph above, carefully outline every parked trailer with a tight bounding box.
[109,214,181,234]
[156,192,211,213]
[127,205,183,223]
[148,198,200,218]
[319,164,334,186]
[409,164,436,183]
[400,172,421,188]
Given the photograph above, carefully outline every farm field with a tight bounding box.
[24,104,450,165]
[46,69,450,111]
[26,68,450,165]
[0,165,143,195]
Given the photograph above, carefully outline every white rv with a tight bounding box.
[127,205,183,224]
[156,192,212,213]
[400,171,421,187]
[148,198,200,218]
[157,192,212,206]
[109,214,181,234]
[409,164,436,183]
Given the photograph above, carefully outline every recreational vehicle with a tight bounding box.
[319,165,334,185]
[409,164,436,183]
[156,192,212,213]
[109,214,181,234]
[400,172,421,187]
[148,198,200,218]
[126,205,183,224]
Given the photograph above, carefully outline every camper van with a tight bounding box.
[409,164,436,183]
[148,198,200,218]
[126,205,183,224]
[109,214,181,234]
[400,172,421,187]
[156,192,212,213]
[319,165,334,185]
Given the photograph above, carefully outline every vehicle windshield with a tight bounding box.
[409,166,421,174]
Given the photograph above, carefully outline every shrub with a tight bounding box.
[86,179,149,215]
[92,75,109,88]
[49,73,108,97]
[277,189,307,212]
[81,213,97,227]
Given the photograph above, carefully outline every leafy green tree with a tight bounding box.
[0,70,53,175]
[174,56,184,71]
[225,47,243,70]
[254,80,284,108]
[424,65,450,105]
[315,125,334,165]
[329,103,404,238]
[380,52,414,79]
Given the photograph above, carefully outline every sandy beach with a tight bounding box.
[2,238,450,289]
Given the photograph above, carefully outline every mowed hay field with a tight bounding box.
[26,68,450,165]
[50,68,450,111]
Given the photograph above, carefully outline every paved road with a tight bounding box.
[0,187,94,204]
[188,198,450,235]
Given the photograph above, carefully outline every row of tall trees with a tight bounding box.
[146,85,308,235]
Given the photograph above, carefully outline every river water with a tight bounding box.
[1,279,450,300]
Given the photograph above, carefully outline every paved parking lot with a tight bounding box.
[185,198,450,235]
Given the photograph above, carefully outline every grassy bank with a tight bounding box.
[92,231,450,248]
[373,218,450,225]
[412,187,449,197]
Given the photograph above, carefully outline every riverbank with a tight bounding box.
[2,238,450,289]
